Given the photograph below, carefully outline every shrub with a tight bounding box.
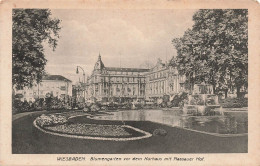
[171,95,180,107]
[170,92,188,107]
[220,98,248,108]
[13,96,70,114]
[133,103,143,109]
[34,98,46,111]
[204,107,217,116]
[47,96,69,110]
[162,95,170,103]
[161,102,167,108]
[85,102,93,108]
[77,102,85,110]
[166,101,172,108]
[12,99,32,113]
[190,95,204,105]
[43,94,72,111]
[90,104,101,112]
[83,107,90,112]
[179,92,188,101]
[206,98,216,105]
[120,102,132,110]
[178,99,188,108]
[12,99,23,114]
[153,128,167,136]
[107,102,118,110]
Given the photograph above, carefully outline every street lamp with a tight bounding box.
[76,66,86,101]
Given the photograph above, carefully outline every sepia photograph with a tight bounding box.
[11,8,248,154]
[1,0,260,165]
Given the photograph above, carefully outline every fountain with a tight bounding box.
[183,84,223,116]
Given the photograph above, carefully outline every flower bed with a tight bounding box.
[35,114,68,127]
[34,112,152,141]
[44,124,131,137]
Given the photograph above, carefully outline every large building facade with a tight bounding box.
[85,55,186,101]
[86,55,149,101]
[144,59,186,99]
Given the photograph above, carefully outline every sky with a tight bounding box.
[43,9,196,84]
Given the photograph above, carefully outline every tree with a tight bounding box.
[172,9,248,97]
[12,9,61,88]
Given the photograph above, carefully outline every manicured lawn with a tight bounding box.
[12,111,248,154]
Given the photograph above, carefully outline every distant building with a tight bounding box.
[15,75,72,102]
[85,54,186,101]
[145,59,186,99]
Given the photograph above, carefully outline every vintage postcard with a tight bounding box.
[0,0,260,165]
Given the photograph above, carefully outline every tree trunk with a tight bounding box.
[236,86,241,98]
[213,84,216,94]
[224,89,228,98]
[38,83,40,99]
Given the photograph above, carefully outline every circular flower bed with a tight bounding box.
[44,124,131,137]
[34,113,152,141]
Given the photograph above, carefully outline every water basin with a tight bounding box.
[93,109,248,135]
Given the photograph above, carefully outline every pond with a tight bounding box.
[93,109,248,135]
